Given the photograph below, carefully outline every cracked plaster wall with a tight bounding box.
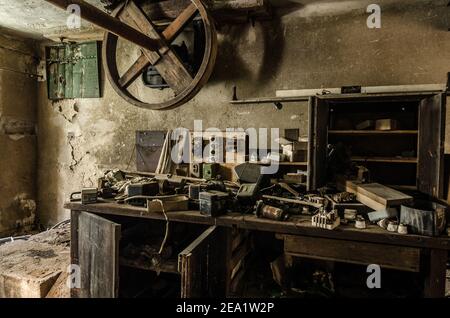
[37,0,450,226]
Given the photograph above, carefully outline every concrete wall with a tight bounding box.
[0,29,38,235]
[37,0,450,226]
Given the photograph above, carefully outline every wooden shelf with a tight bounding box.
[386,185,418,191]
[253,161,308,166]
[229,96,309,105]
[120,257,179,274]
[329,130,418,135]
[220,161,308,166]
[351,157,418,163]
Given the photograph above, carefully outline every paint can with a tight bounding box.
[255,201,289,221]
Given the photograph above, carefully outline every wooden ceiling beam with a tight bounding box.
[141,0,273,22]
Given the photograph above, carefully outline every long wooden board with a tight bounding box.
[283,235,421,272]
[65,201,450,250]
[339,181,412,210]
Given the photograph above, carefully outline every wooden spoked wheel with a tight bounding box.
[103,0,218,110]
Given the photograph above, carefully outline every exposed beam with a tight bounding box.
[43,0,158,52]
[141,0,272,21]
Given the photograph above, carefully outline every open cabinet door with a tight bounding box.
[308,96,329,190]
[179,226,226,298]
[78,212,121,298]
[418,93,446,198]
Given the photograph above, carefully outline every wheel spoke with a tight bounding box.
[162,2,198,43]
[118,56,151,88]
[119,1,193,95]
[118,2,198,89]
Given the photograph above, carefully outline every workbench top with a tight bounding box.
[65,200,450,250]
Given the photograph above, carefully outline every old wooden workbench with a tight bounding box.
[65,200,450,298]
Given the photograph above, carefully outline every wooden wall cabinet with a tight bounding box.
[308,93,446,198]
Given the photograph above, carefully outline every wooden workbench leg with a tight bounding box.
[70,210,80,298]
[424,249,447,298]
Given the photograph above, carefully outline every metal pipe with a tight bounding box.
[0,235,31,246]
[44,0,158,52]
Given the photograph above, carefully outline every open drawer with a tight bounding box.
[72,212,228,298]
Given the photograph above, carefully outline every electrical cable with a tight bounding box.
[154,199,170,255]
[50,219,71,230]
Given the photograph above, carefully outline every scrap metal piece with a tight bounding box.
[311,209,340,230]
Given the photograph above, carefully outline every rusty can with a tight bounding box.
[255,201,289,221]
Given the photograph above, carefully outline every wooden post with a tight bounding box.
[70,210,80,298]
[424,249,447,298]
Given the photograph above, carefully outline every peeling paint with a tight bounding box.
[56,102,79,123]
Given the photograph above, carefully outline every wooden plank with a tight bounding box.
[231,230,250,251]
[308,96,329,190]
[118,56,150,88]
[230,96,310,104]
[162,3,198,41]
[230,239,251,270]
[424,249,447,298]
[341,181,412,209]
[179,226,226,298]
[78,212,120,298]
[141,0,271,20]
[276,85,445,98]
[229,266,245,294]
[119,257,179,274]
[351,157,418,164]
[70,211,80,298]
[284,235,421,272]
[328,130,418,135]
[64,201,450,250]
[120,1,193,94]
[119,3,198,88]
[45,0,158,52]
[418,94,446,198]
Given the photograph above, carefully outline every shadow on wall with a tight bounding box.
[210,16,287,86]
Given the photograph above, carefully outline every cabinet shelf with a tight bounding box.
[120,257,179,275]
[351,156,418,164]
[329,130,418,135]
[253,161,308,166]
[220,161,308,166]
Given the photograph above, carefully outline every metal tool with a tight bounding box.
[311,209,340,230]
